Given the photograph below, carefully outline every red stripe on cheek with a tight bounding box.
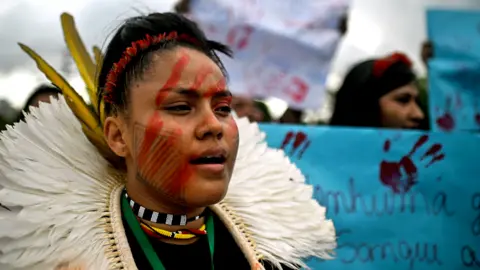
[170,162,194,195]
[137,112,164,166]
[161,128,193,195]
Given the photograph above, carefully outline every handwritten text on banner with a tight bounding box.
[259,124,480,269]
[189,0,349,110]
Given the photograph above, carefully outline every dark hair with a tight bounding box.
[97,12,232,115]
[17,84,62,122]
[174,0,191,14]
[330,55,416,127]
[23,84,62,111]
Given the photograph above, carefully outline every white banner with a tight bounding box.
[189,0,350,110]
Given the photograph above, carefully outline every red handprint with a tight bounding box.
[226,25,254,50]
[283,76,309,103]
[436,96,455,131]
[379,135,445,193]
[280,131,311,159]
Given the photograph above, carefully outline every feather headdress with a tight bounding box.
[18,13,118,166]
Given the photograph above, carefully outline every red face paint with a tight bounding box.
[192,66,214,89]
[135,54,193,199]
[134,51,236,200]
[155,54,190,105]
[204,78,227,98]
[134,117,195,198]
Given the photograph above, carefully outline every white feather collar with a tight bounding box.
[0,97,335,269]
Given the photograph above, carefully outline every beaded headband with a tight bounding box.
[103,31,199,103]
[372,52,412,78]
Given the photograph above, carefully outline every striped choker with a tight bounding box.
[124,192,206,226]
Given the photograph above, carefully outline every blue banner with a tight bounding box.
[427,9,480,61]
[427,9,480,132]
[259,124,480,270]
[428,59,480,132]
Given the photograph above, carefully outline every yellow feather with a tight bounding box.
[99,100,106,126]
[60,13,99,114]
[18,43,103,139]
[92,46,106,124]
[93,46,104,71]
[19,14,123,169]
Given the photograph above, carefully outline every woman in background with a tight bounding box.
[16,84,62,122]
[330,52,426,130]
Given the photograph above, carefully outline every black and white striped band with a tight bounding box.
[124,191,206,226]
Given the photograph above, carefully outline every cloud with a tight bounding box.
[0,2,63,74]
[0,0,175,75]
[0,0,176,107]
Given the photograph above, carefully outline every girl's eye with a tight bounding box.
[216,106,232,114]
[165,105,191,112]
[395,95,412,105]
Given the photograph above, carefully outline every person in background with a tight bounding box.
[279,108,303,124]
[254,100,272,122]
[330,52,425,129]
[416,40,434,130]
[338,13,348,37]
[174,0,190,13]
[16,84,62,122]
[231,95,265,122]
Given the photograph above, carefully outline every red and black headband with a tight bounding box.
[103,31,199,103]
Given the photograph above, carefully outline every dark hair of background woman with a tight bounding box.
[16,84,62,122]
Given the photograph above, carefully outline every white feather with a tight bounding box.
[224,117,336,269]
[0,97,336,269]
[0,97,116,269]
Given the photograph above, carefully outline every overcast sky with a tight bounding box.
[0,0,479,108]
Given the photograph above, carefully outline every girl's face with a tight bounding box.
[379,83,425,129]
[106,47,239,207]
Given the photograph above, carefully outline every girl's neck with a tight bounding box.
[125,179,206,244]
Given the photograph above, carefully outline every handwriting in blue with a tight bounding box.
[259,124,480,270]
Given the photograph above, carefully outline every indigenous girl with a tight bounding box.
[0,12,335,270]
